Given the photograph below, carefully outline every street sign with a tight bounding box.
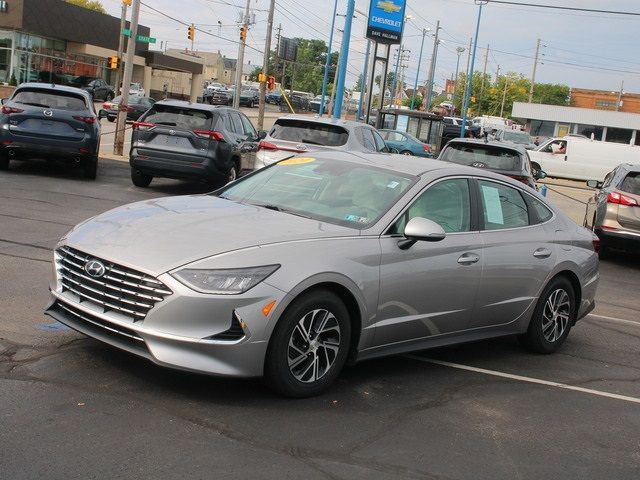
[136,35,156,44]
[122,29,156,44]
[366,0,406,45]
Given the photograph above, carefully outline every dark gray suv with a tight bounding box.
[0,83,100,179]
[129,101,265,187]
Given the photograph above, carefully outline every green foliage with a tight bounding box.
[248,66,262,82]
[66,0,107,13]
[8,72,17,86]
[354,74,364,92]
[451,71,569,118]
[402,94,423,108]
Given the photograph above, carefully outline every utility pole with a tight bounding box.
[424,20,441,111]
[390,46,410,106]
[453,46,465,95]
[461,37,472,113]
[410,28,428,110]
[233,0,251,109]
[114,0,140,156]
[319,0,339,116]
[495,65,500,84]
[328,53,340,116]
[500,75,509,118]
[616,80,624,111]
[257,0,275,131]
[114,1,128,97]
[333,0,355,119]
[528,38,541,103]
[478,44,489,115]
[356,40,371,120]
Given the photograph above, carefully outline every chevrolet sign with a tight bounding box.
[366,0,406,44]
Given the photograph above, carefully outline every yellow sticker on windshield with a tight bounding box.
[279,157,316,165]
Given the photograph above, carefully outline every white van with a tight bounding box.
[529,137,640,181]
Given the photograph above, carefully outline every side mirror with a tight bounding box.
[586,180,603,189]
[257,130,267,140]
[98,109,108,119]
[398,217,446,250]
[535,170,547,180]
[0,98,7,105]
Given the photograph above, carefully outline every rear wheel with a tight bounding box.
[264,290,351,397]
[519,276,575,354]
[107,117,115,123]
[131,167,152,187]
[400,150,413,156]
[83,156,98,180]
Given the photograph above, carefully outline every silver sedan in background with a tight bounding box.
[46,151,599,397]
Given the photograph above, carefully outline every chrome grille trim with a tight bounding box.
[57,302,145,342]
[56,246,172,322]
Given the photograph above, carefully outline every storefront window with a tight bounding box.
[0,30,13,83]
[529,120,555,137]
[606,127,633,144]
[576,124,603,140]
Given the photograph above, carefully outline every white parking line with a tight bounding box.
[587,313,640,327]
[405,355,640,405]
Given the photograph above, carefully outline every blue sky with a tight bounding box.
[101,0,640,94]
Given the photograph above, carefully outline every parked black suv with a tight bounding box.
[129,101,265,187]
[0,83,100,179]
[69,76,115,101]
[438,138,546,189]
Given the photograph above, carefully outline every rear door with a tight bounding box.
[616,171,640,232]
[8,88,91,142]
[134,104,219,161]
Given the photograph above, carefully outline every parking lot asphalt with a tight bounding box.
[1,159,639,479]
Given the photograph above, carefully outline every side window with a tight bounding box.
[360,127,376,151]
[602,170,615,188]
[239,113,257,137]
[229,112,244,134]
[478,180,529,230]
[527,195,553,223]
[372,130,387,152]
[391,179,472,234]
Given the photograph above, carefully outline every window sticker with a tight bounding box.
[387,181,400,189]
[279,157,316,165]
[481,185,504,224]
[345,214,369,224]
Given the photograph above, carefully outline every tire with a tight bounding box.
[0,155,8,171]
[83,156,98,180]
[400,150,413,156]
[131,167,152,187]
[519,276,576,354]
[106,92,114,102]
[107,117,115,123]
[598,245,610,260]
[264,289,352,397]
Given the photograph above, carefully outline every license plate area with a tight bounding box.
[153,135,192,148]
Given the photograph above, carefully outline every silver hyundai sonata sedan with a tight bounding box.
[46,151,599,397]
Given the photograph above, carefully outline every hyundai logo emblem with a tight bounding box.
[169,129,176,135]
[43,109,53,117]
[84,259,106,278]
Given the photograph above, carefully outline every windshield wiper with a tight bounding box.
[16,101,50,108]
[155,121,177,126]
[253,203,312,219]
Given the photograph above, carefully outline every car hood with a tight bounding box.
[64,195,356,275]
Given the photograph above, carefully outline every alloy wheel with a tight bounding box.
[541,288,570,342]
[287,309,341,383]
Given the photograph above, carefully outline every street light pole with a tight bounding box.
[319,0,339,116]
[356,40,371,120]
[528,38,541,103]
[410,28,429,110]
[233,0,251,109]
[453,46,465,96]
[114,0,140,156]
[114,1,128,97]
[460,1,487,138]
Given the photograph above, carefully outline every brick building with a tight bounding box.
[570,88,640,114]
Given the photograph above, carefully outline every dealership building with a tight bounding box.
[0,0,203,99]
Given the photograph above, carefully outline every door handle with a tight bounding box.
[533,248,552,259]
[457,253,480,265]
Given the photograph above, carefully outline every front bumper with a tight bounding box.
[46,268,287,377]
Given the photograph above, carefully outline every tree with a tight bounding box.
[532,83,570,106]
[354,74,364,92]
[66,0,107,13]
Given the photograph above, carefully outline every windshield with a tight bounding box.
[111,95,144,104]
[141,104,218,130]
[217,157,416,228]
[440,144,520,171]
[503,131,533,144]
[269,119,349,146]
[12,89,87,110]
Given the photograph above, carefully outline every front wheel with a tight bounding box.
[105,92,114,102]
[519,277,575,354]
[264,290,351,397]
[131,167,152,187]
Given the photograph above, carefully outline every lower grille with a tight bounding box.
[56,246,172,322]
[207,311,246,341]
[56,301,144,342]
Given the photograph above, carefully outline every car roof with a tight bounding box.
[619,163,640,173]
[152,99,224,112]
[445,138,527,154]
[16,82,92,98]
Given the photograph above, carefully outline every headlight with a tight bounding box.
[172,265,280,294]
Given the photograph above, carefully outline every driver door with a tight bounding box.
[373,178,483,349]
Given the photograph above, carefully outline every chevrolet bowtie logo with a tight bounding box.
[377,0,401,14]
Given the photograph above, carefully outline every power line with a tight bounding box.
[485,1,640,16]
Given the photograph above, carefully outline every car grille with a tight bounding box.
[55,246,172,322]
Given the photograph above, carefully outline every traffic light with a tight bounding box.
[240,26,247,42]
[267,76,275,91]
[258,72,266,83]
[187,24,195,41]
[122,0,132,6]
[107,56,119,70]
